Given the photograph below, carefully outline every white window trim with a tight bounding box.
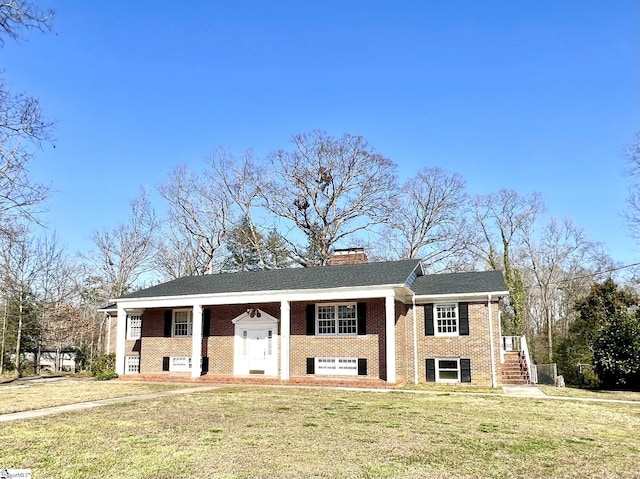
[435,358,460,383]
[126,314,142,340]
[316,302,357,336]
[315,357,358,376]
[434,303,459,337]
[172,309,193,338]
[125,355,140,374]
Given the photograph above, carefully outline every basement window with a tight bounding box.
[315,357,358,376]
[125,356,140,374]
[170,356,192,372]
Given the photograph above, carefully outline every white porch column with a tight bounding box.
[106,313,112,354]
[115,306,127,375]
[385,293,396,384]
[191,304,203,379]
[280,300,290,380]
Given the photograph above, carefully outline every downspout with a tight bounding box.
[412,294,418,385]
[487,294,497,388]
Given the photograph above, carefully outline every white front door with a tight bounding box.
[247,330,268,374]
[233,309,279,376]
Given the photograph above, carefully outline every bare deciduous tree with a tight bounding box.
[83,190,158,298]
[522,217,594,362]
[0,224,41,376]
[385,167,471,271]
[0,1,54,231]
[0,1,53,45]
[158,165,231,278]
[625,131,640,242]
[32,232,78,372]
[472,189,544,334]
[262,130,398,266]
[206,148,278,270]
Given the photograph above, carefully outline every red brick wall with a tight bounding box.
[124,297,501,386]
[394,301,410,384]
[289,298,387,380]
[139,309,190,373]
[413,300,502,386]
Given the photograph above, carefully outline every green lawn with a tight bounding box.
[539,385,640,402]
[1,384,639,478]
[0,379,183,414]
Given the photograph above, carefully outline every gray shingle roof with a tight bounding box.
[412,270,507,296]
[120,259,423,299]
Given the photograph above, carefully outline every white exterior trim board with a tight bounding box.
[414,291,508,302]
[114,285,407,310]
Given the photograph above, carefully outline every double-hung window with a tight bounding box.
[426,358,472,383]
[436,359,460,382]
[435,304,457,335]
[173,310,193,337]
[127,314,142,340]
[317,303,357,336]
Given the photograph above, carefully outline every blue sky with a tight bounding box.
[3,1,638,264]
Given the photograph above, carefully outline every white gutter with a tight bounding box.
[488,294,497,388]
[412,293,419,385]
[112,284,409,308]
[414,290,509,302]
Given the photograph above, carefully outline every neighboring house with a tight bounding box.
[23,350,77,372]
[101,250,527,387]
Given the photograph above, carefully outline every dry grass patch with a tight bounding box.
[0,379,184,414]
[539,386,640,402]
[401,384,502,394]
[1,387,639,478]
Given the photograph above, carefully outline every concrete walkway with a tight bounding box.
[502,385,548,398]
[0,386,218,423]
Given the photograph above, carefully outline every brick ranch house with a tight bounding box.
[102,250,533,387]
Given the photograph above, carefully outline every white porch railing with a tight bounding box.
[501,335,537,384]
[520,335,537,384]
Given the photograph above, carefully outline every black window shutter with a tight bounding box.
[202,309,211,337]
[202,356,209,374]
[426,358,436,382]
[162,356,170,371]
[163,310,172,337]
[424,304,434,336]
[460,358,471,383]
[357,302,367,335]
[357,358,367,376]
[306,357,315,374]
[458,302,469,336]
[306,304,315,335]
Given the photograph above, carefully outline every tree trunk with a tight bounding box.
[0,300,7,375]
[15,296,23,377]
[547,307,553,363]
[55,347,60,372]
[35,342,41,375]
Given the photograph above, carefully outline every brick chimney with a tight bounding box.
[329,248,368,265]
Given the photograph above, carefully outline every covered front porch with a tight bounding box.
[114,289,402,384]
